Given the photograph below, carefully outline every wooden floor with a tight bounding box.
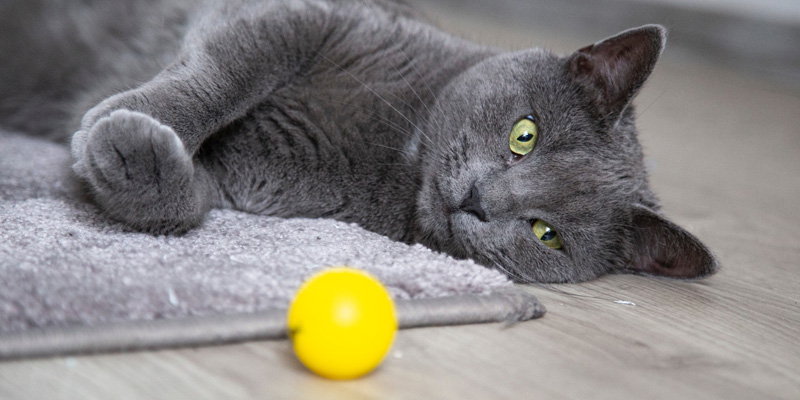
[2,3,799,399]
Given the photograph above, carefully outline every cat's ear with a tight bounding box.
[567,25,666,123]
[624,205,719,279]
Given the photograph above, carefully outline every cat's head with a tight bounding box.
[415,25,718,282]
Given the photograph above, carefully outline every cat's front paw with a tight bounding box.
[73,109,206,233]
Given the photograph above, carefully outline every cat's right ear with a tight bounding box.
[566,25,666,124]
[624,205,719,279]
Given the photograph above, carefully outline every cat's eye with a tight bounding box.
[509,116,538,156]
[532,219,562,250]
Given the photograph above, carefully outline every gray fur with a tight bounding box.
[0,0,718,282]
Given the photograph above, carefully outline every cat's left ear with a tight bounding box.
[624,205,719,279]
[567,25,666,123]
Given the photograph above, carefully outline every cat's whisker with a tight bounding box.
[421,100,449,140]
[387,56,434,118]
[378,56,426,116]
[397,46,440,111]
[491,260,528,283]
[636,88,667,118]
[396,46,447,135]
[316,52,434,147]
[481,248,526,282]
[376,163,411,168]
[368,142,411,156]
[495,251,540,283]
[330,91,433,150]
[325,98,431,147]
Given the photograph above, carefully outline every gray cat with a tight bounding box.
[0,0,718,282]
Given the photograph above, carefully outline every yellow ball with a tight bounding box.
[287,267,397,380]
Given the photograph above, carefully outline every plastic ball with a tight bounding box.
[287,267,397,380]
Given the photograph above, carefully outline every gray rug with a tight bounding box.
[0,130,544,359]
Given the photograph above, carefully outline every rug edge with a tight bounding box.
[0,287,544,360]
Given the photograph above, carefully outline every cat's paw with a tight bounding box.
[71,95,144,179]
[74,109,206,233]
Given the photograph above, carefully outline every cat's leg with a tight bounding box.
[71,63,255,234]
[71,2,327,233]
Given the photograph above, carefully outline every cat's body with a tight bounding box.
[0,0,718,282]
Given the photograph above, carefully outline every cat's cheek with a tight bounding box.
[415,182,450,237]
[450,218,536,266]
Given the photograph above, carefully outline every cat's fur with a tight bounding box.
[0,0,718,282]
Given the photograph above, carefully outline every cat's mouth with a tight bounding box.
[417,174,482,256]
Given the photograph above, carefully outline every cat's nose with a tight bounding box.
[459,184,487,221]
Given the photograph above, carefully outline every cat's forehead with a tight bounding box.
[465,50,635,154]
[454,49,564,101]
[459,50,589,127]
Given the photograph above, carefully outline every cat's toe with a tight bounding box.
[86,110,192,189]
[81,109,204,233]
[70,127,91,180]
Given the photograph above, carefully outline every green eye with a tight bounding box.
[532,219,562,250]
[509,116,538,156]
